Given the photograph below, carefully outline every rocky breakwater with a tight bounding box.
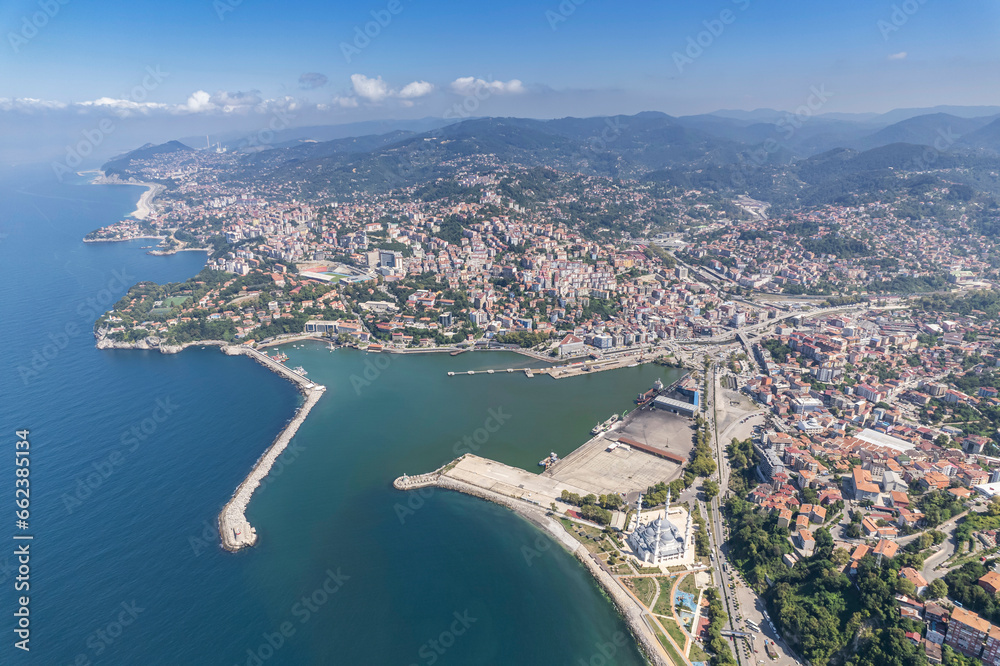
[219,384,325,552]
[93,334,327,552]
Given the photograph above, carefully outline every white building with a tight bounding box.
[625,491,693,567]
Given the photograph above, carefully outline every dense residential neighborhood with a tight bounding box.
[90,134,1000,666]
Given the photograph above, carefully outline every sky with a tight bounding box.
[1,0,999,163]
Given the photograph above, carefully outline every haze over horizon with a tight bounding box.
[2,0,999,165]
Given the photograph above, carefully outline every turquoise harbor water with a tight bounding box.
[0,168,679,665]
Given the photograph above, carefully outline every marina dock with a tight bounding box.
[445,350,673,380]
[447,367,546,377]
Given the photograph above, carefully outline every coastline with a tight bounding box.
[87,171,163,220]
[395,465,671,666]
[82,234,165,244]
[130,183,163,220]
[95,336,327,552]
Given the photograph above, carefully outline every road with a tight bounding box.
[705,365,801,666]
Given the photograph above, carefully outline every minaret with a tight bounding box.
[653,515,663,563]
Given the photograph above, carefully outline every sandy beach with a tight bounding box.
[87,171,163,220]
[130,183,164,220]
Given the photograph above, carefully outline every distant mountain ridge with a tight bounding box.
[103,106,1000,208]
[103,140,192,175]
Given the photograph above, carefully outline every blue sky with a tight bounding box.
[0,0,998,163]
[3,0,999,113]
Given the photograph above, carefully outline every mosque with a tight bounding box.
[625,489,694,567]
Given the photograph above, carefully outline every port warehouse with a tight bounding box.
[651,395,698,418]
[615,437,687,464]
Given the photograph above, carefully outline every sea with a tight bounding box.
[0,166,681,665]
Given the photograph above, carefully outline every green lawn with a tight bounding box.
[558,518,612,555]
[689,640,710,662]
[662,618,687,648]
[161,296,187,308]
[654,577,676,616]
[679,574,699,596]
[632,577,657,607]
[653,625,686,666]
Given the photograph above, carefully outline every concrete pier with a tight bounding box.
[223,345,319,392]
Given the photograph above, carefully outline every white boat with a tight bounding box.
[293,366,307,376]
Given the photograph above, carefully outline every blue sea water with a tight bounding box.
[0,168,670,665]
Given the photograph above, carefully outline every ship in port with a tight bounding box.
[590,413,620,435]
[292,366,307,376]
[635,378,665,406]
[538,451,559,468]
[270,352,289,363]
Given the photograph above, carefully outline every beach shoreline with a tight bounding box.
[394,466,671,666]
[129,182,163,220]
[86,171,163,220]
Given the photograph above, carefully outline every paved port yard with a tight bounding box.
[615,407,696,457]
[436,406,696,507]
[541,408,695,496]
[546,439,686,496]
[441,455,592,508]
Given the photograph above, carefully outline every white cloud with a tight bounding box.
[185,90,213,112]
[334,75,435,107]
[0,75,435,119]
[350,74,390,103]
[209,90,263,112]
[75,97,172,118]
[0,97,68,112]
[398,80,434,99]
[450,77,525,96]
[888,52,908,60]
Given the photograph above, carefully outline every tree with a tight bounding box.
[813,528,834,561]
[927,578,948,600]
[704,480,720,501]
[847,522,862,539]
[896,577,917,597]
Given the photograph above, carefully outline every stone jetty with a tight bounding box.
[218,385,324,551]
[217,346,325,552]
[94,336,328,553]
